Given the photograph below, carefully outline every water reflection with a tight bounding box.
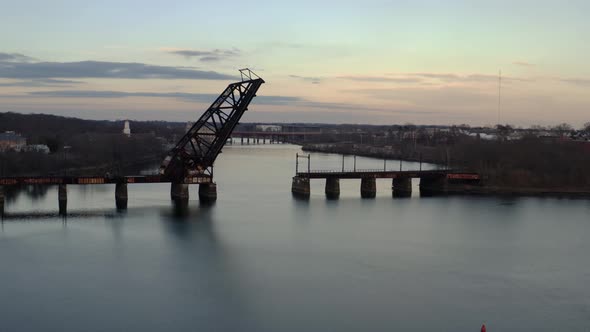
[3,185,52,203]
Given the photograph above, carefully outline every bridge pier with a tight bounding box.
[199,183,217,204]
[58,184,67,215]
[392,177,412,198]
[115,183,128,210]
[361,177,377,199]
[0,185,4,215]
[325,177,340,199]
[291,176,310,198]
[419,176,448,196]
[171,183,189,201]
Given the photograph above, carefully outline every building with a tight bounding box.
[255,125,282,132]
[0,131,26,152]
[23,144,51,154]
[123,121,131,136]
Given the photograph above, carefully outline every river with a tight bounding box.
[1,143,589,331]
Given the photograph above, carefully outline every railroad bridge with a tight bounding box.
[291,154,481,199]
[0,69,265,215]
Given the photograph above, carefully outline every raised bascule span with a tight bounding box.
[160,69,264,182]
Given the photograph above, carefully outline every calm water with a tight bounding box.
[1,144,590,331]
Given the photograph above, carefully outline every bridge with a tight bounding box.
[230,131,322,144]
[291,154,481,199]
[0,69,265,215]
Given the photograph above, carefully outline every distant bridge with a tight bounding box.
[230,131,322,144]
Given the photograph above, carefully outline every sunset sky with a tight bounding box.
[1,0,589,126]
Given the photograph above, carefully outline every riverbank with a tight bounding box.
[302,142,445,164]
[302,142,590,198]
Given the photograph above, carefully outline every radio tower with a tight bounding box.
[497,70,502,125]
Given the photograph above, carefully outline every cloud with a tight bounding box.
[0,52,36,62]
[338,75,423,83]
[560,78,590,86]
[0,78,84,87]
[513,61,535,67]
[26,89,302,105]
[166,48,241,62]
[22,89,421,114]
[336,72,531,85]
[0,51,234,80]
[289,74,321,84]
[0,60,234,80]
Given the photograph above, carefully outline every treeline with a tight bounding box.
[0,134,167,177]
[0,112,187,176]
[0,112,186,152]
[448,138,590,188]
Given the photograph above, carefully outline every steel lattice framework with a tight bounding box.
[159,69,264,182]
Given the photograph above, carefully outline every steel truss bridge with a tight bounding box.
[0,69,265,214]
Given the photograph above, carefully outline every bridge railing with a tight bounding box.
[300,169,421,174]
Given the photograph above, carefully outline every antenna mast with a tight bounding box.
[497,69,502,125]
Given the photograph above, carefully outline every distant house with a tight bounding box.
[23,144,51,154]
[256,125,282,132]
[0,131,26,152]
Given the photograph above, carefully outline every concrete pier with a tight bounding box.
[325,177,340,199]
[171,183,189,201]
[419,176,448,196]
[199,183,217,204]
[0,185,4,215]
[392,177,412,198]
[291,176,310,198]
[58,184,67,215]
[115,183,128,209]
[360,177,376,198]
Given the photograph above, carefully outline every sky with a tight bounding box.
[0,0,589,126]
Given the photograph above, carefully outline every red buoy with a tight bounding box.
[481,324,487,332]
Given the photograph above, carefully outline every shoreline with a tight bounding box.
[301,143,590,199]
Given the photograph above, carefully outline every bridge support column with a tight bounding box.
[419,176,448,196]
[58,184,67,215]
[291,176,310,198]
[361,177,376,199]
[199,182,217,204]
[115,183,128,210]
[171,183,189,201]
[241,137,244,144]
[325,177,340,199]
[392,177,412,198]
[0,186,4,215]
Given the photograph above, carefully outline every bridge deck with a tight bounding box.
[296,169,480,180]
[0,174,211,186]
